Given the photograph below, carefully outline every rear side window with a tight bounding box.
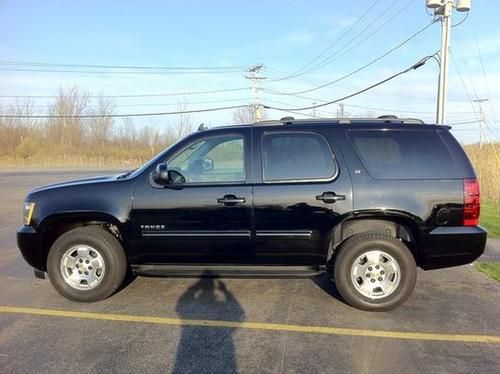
[348,130,460,179]
[262,132,336,182]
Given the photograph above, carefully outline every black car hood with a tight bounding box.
[31,174,121,193]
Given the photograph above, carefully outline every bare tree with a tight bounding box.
[88,95,115,147]
[0,101,38,156]
[232,105,265,124]
[170,101,193,139]
[47,86,88,147]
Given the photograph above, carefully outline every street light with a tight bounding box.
[426,0,471,125]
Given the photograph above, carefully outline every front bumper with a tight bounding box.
[17,225,45,271]
[421,226,487,270]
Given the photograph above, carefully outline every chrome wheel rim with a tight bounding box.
[60,245,105,290]
[350,250,401,299]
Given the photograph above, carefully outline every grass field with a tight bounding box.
[481,200,500,238]
[476,262,500,282]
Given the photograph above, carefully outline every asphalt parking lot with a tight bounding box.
[0,169,499,373]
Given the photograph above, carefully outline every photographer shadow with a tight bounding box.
[172,271,245,374]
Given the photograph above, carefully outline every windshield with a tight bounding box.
[126,141,178,179]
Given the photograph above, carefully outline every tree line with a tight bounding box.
[0,86,198,166]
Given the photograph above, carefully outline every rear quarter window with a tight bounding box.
[347,129,461,179]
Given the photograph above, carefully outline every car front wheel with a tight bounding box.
[47,226,127,302]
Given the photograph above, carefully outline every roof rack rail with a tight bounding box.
[377,115,398,120]
[280,116,295,123]
[252,116,426,126]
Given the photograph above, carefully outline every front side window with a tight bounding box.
[168,134,245,183]
[262,132,336,182]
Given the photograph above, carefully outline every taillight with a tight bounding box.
[463,178,480,226]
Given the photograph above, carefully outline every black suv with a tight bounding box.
[17,117,487,311]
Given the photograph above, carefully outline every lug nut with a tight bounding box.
[84,271,88,275]
[368,267,372,271]
[366,273,370,277]
[75,264,79,268]
[78,270,82,274]
[88,266,93,270]
[375,265,380,269]
[85,260,89,264]
[380,270,385,275]
[79,259,83,263]
[371,279,375,283]
[378,277,382,281]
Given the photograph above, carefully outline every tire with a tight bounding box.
[333,233,417,311]
[47,226,127,302]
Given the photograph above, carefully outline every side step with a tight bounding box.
[132,264,326,278]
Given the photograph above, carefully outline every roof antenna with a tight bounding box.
[198,123,208,131]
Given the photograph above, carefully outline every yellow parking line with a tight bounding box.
[1,305,500,344]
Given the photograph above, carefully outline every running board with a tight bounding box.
[132,264,326,278]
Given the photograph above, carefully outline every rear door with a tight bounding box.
[252,126,353,265]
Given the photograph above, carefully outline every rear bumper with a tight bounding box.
[421,226,487,270]
[17,225,45,271]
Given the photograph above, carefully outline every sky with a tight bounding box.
[1,0,499,143]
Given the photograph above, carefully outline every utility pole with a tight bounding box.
[337,103,345,118]
[246,64,266,121]
[473,98,488,148]
[426,0,471,125]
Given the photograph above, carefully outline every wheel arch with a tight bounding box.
[38,212,124,271]
[328,213,422,267]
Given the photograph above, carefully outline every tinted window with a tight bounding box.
[262,132,336,181]
[168,134,245,183]
[348,130,459,179]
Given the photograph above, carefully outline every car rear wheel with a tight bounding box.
[334,233,417,311]
[47,226,127,302]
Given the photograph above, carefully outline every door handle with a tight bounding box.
[315,192,346,204]
[217,195,246,206]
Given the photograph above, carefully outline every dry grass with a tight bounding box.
[464,143,500,201]
[0,155,145,168]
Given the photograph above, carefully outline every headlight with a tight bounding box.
[23,202,35,226]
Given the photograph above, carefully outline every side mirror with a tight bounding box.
[151,162,170,185]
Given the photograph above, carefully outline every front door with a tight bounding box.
[252,127,352,265]
[132,128,253,264]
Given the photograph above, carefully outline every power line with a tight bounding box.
[341,103,472,115]
[263,55,432,112]
[0,104,252,119]
[474,34,498,126]
[272,0,421,83]
[274,0,404,81]
[269,21,437,95]
[0,87,250,99]
[0,67,244,75]
[1,52,432,118]
[0,97,252,109]
[276,0,381,80]
[448,119,482,126]
[0,59,246,71]
[301,0,419,76]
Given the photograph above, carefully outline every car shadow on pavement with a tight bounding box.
[172,271,245,374]
[311,273,348,306]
